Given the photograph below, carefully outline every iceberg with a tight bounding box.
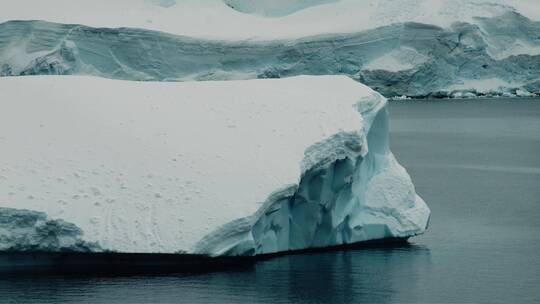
[0,0,539,98]
[0,75,429,256]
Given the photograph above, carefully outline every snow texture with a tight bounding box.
[1,1,538,98]
[0,75,429,255]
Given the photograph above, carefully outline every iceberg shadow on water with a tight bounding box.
[0,238,413,275]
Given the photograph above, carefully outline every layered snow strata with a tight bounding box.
[0,75,429,256]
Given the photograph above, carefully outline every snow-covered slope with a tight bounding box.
[1,0,538,98]
[0,75,429,256]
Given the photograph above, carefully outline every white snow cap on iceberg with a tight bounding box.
[0,75,429,256]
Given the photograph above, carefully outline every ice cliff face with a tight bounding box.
[0,75,429,256]
[194,97,429,256]
[0,1,539,98]
[0,207,100,252]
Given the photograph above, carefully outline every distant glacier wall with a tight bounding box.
[1,11,539,98]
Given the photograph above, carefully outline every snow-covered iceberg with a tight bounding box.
[0,75,429,256]
[0,0,539,98]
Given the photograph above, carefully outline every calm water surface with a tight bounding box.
[2,98,539,303]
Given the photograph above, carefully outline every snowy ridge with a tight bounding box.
[0,75,429,255]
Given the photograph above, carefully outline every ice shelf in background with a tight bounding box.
[1,0,539,98]
[0,75,429,256]
[0,0,538,40]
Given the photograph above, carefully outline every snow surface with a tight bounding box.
[0,0,538,40]
[0,75,429,255]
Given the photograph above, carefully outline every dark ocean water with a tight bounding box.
[1,98,539,303]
